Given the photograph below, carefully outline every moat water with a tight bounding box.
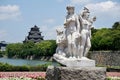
[0,57,58,66]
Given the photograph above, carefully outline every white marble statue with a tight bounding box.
[56,28,67,56]
[78,7,91,57]
[53,6,96,67]
[64,6,80,58]
[88,16,96,39]
[79,7,96,57]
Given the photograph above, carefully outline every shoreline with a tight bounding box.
[1,56,53,61]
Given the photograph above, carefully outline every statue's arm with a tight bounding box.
[89,16,96,29]
[64,18,68,27]
[79,15,83,33]
[76,15,80,33]
[56,37,59,44]
[64,16,75,27]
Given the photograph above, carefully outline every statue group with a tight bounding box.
[54,6,96,65]
[47,6,106,80]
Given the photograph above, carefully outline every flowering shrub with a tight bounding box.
[107,72,120,77]
[0,72,46,80]
[0,77,45,80]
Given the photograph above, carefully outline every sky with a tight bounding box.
[0,0,120,43]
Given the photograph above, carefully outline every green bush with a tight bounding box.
[6,40,56,59]
[107,77,120,80]
[0,62,51,71]
[13,65,30,71]
[0,63,13,71]
[0,51,3,57]
[0,51,6,57]
[30,63,51,71]
[36,77,45,80]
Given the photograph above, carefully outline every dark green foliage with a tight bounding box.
[0,63,13,71]
[111,30,120,50]
[30,63,51,71]
[91,28,98,36]
[36,40,57,56]
[13,65,30,71]
[112,22,120,30]
[6,43,23,58]
[91,22,120,51]
[0,62,50,71]
[36,77,45,80]
[91,28,113,50]
[6,40,57,59]
[0,51,6,57]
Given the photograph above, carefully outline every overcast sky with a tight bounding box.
[0,0,120,43]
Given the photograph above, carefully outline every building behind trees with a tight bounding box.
[23,25,44,43]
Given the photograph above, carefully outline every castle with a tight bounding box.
[23,25,44,43]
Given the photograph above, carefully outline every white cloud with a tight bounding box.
[85,1,120,28]
[70,0,91,5]
[0,30,7,40]
[44,18,55,24]
[86,1,120,12]
[0,5,21,20]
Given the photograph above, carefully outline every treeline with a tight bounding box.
[6,40,56,59]
[91,22,120,50]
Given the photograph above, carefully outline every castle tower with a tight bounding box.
[23,25,44,43]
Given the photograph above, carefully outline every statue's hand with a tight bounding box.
[74,32,81,39]
[64,22,68,26]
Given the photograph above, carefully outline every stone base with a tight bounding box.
[66,57,95,67]
[46,66,106,80]
[54,53,95,67]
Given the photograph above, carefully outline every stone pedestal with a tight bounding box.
[46,66,106,80]
[66,57,95,67]
[54,54,95,67]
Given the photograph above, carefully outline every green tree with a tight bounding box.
[36,40,56,56]
[6,43,23,58]
[91,22,120,51]
[112,22,120,30]
[6,40,56,59]
[111,30,120,50]
[21,41,36,58]
[91,28,113,50]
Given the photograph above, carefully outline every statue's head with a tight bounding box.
[66,6,74,15]
[81,7,90,19]
[92,16,96,21]
[83,7,89,13]
[56,28,64,35]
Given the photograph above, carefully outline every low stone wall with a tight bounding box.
[89,51,120,66]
